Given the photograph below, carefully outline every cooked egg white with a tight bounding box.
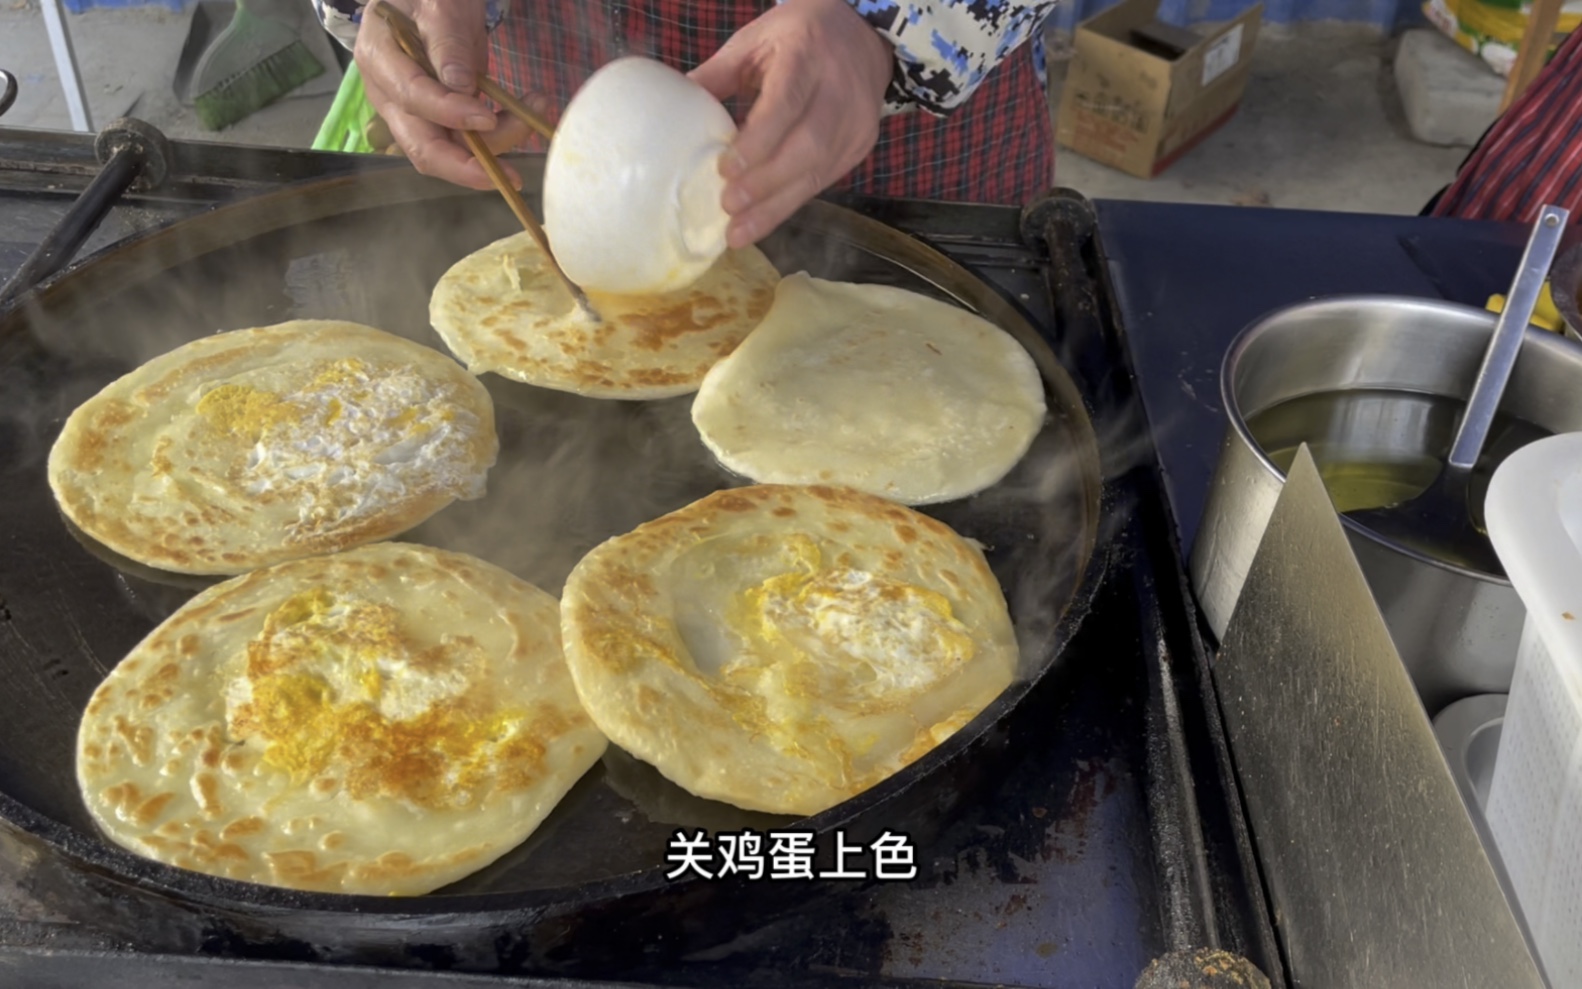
[48,320,498,575]
[559,484,1018,816]
[76,543,607,896]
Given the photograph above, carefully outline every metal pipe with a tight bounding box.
[0,119,170,306]
[38,0,92,133]
[0,143,139,305]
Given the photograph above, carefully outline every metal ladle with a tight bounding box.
[1345,204,1569,574]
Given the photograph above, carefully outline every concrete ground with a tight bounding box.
[1049,24,1470,214]
[0,3,1477,216]
[0,1,342,148]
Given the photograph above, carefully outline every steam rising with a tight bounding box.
[405,385,729,595]
[1,174,1150,686]
[930,386,1154,683]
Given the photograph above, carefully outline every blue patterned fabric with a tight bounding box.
[849,0,1057,114]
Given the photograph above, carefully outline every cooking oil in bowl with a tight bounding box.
[1245,388,1551,571]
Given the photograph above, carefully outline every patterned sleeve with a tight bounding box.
[311,0,508,50]
[844,0,1060,116]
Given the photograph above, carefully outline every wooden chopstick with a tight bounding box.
[476,77,555,142]
[457,131,596,315]
[374,4,597,318]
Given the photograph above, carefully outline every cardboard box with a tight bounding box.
[1056,0,1262,179]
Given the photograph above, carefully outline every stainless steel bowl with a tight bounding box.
[1191,296,1582,714]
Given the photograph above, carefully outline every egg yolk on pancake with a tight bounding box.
[225,588,557,810]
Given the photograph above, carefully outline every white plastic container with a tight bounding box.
[1485,431,1582,988]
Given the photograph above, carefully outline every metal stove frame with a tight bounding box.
[0,120,1280,988]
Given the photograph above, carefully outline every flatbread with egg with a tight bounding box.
[76,542,607,896]
[48,319,497,576]
[428,231,779,399]
[691,273,1047,505]
[560,484,1018,817]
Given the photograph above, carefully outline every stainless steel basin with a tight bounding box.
[1191,296,1582,714]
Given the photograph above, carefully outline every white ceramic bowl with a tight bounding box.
[543,57,737,297]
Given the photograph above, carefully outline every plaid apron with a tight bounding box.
[486,0,1054,205]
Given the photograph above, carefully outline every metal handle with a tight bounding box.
[0,70,16,118]
[1448,204,1569,471]
[0,119,170,307]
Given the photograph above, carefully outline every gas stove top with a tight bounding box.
[0,124,1281,989]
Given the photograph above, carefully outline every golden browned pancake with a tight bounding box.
[559,484,1018,816]
[76,542,607,896]
[47,320,498,576]
[692,273,1047,505]
[428,231,779,399]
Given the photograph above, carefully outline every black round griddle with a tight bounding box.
[0,163,1110,975]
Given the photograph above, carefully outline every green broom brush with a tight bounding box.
[191,0,326,130]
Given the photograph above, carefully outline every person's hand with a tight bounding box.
[689,0,893,247]
[354,0,539,189]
